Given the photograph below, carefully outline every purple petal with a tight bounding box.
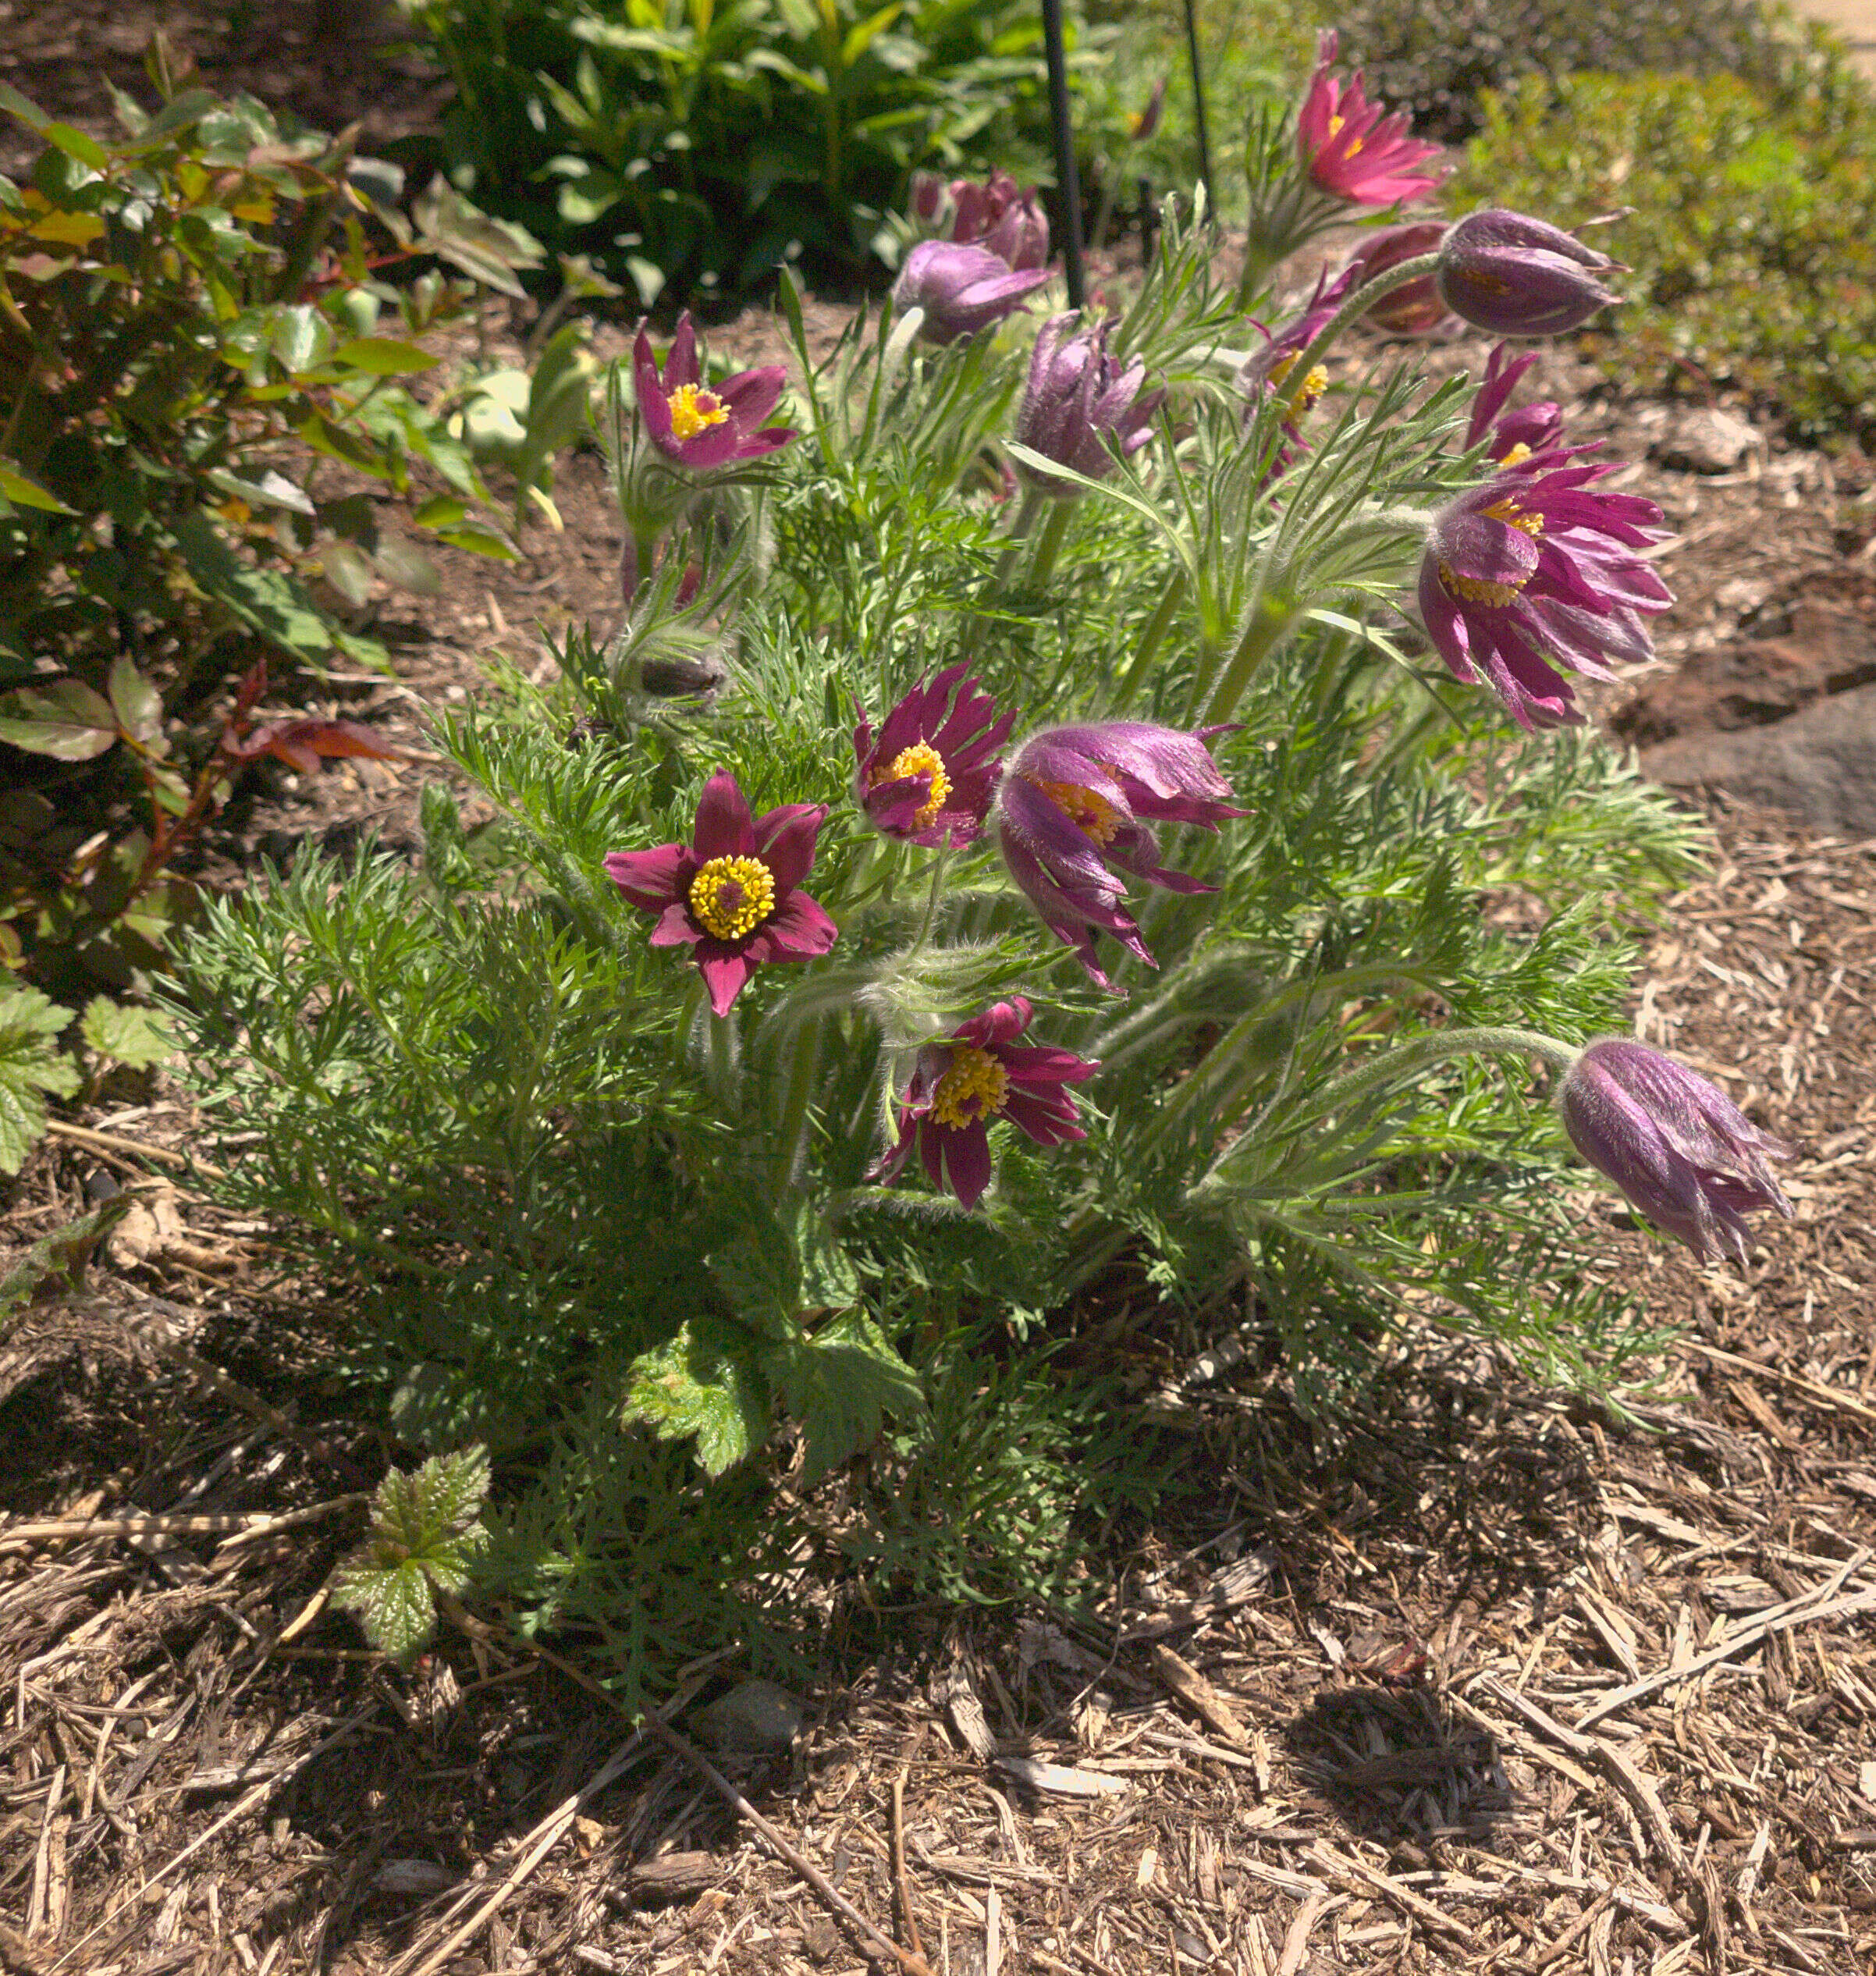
[753,802,827,892]
[602,842,686,912]
[746,888,838,961]
[697,949,751,1017]
[692,770,755,859]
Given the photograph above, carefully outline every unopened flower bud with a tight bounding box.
[1437,209,1622,337]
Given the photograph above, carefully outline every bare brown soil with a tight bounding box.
[4,10,1876,1976]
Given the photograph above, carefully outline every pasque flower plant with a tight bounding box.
[177,27,1794,1655]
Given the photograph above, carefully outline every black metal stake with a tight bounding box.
[1181,0,1214,215]
[1039,0,1085,310]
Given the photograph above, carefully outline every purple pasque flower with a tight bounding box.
[1417,455,1672,730]
[854,663,1014,848]
[1344,221,1454,336]
[1558,1039,1793,1263]
[946,168,1050,270]
[1296,30,1444,206]
[1235,263,1359,464]
[1437,210,1622,337]
[874,997,1096,1210]
[995,723,1246,991]
[893,240,1051,346]
[1014,313,1166,496]
[1466,343,1565,464]
[633,314,796,470]
[603,769,837,1017]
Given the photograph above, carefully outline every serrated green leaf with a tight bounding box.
[368,1446,492,1562]
[624,1319,770,1475]
[0,979,80,1175]
[765,1310,923,1487]
[708,1212,800,1340]
[332,1555,438,1663]
[80,997,174,1070]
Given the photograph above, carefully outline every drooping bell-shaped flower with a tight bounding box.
[603,769,837,1016]
[1235,264,1359,471]
[1343,221,1453,336]
[1437,210,1622,337]
[1014,313,1165,496]
[1417,457,1672,730]
[946,167,1051,271]
[1466,343,1565,465]
[893,240,1051,346]
[995,723,1245,991]
[854,663,1014,848]
[632,314,796,470]
[1297,30,1443,207]
[873,997,1096,1209]
[1558,1039,1793,1263]
[1128,77,1167,144]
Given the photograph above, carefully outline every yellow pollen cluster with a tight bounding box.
[1266,352,1330,420]
[1032,777,1123,847]
[1482,496,1544,538]
[667,383,730,442]
[1324,112,1363,156]
[1498,441,1533,469]
[929,1045,1011,1130]
[688,855,775,941]
[880,742,950,830]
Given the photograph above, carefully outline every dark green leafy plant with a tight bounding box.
[0,62,542,993]
[1449,57,1876,444]
[332,1448,492,1663]
[396,0,1093,304]
[1331,0,1817,140]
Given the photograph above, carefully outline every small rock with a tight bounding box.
[1655,405,1761,474]
[693,1678,803,1754]
[373,1859,458,1896]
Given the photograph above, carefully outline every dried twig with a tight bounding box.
[0,1497,365,1556]
[1684,1338,1876,1430]
[890,1768,923,1960]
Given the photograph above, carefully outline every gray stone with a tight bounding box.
[693,1678,804,1754]
[1654,405,1763,474]
[1640,680,1876,837]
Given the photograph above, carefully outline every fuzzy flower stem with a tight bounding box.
[911,848,952,951]
[1278,251,1441,404]
[1111,572,1188,708]
[768,1016,821,1199]
[1196,589,1306,725]
[1317,1025,1578,1111]
[1026,499,1074,593]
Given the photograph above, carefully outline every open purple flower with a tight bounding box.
[1297,31,1443,206]
[1466,343,1565,464]
[633,314,797,470]
[1344,221,1453,336]
[874,997,1096,1210]
[947,168,1050,271]
[1014,313,1165,496]
[1235,264,1359,472]
[995,723,1246,991]
[1417,457,1672,730]
[854,663,1014,848]
[894,240,1051,346]
[603,769,836,1016]
[1558,1039,1793,1263]
[1437,210,1622,338]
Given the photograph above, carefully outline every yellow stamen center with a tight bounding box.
[1498,441,1533,469]
[929,1044,1011,1130]
[667,382,730,442]
[1267,352,1330,420]
[688,855,775,941]
[1438,497,1545,609]
[1032,777,1123,848]
[879,742,950,830]
[1324,112,1362,156]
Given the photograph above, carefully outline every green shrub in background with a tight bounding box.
[1449,59,1876,446]
[0,62,545,1001]
[393,0,1091,307]
[1331,0,1816,140]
